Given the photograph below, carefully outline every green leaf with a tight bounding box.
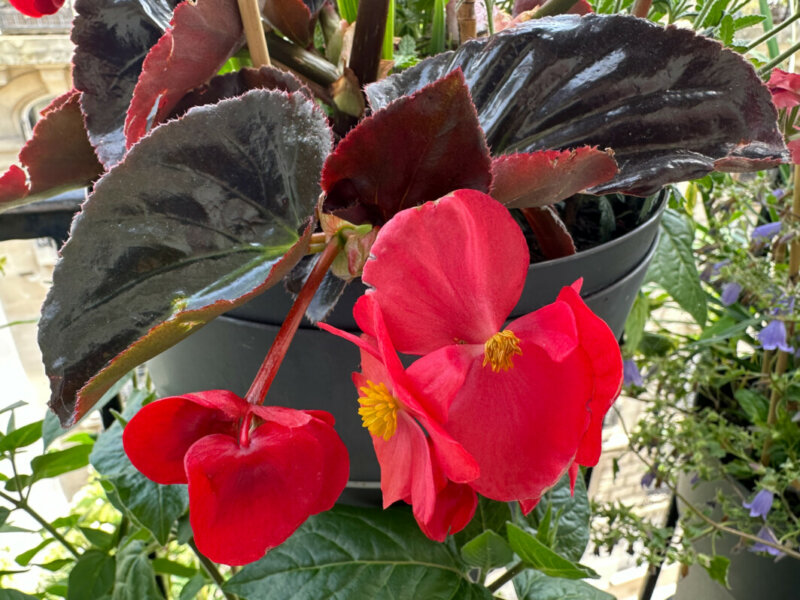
[0,506,11,527]
[506,523,598,580]
[700,554,730,588]
[624,292,648,355]
[35,558,74,571]
[40,89,331,426]
[460,530,514,573]
[179,574,207,600]
[514,570,615,600]
[719,13,734,45]
[42,373,131,450]
[429,0,445,55]
[225,505,493,600]
[50,515,80,529]
[80,527,114,549]
[0,401,27,415]
[151,557,197,578]
[44,583,68,598]
[67,550,115,600]
[735,389,769,424]
[733,15,765,30]
[523,471,590,562]
[0,590,39,600]
[90,389,188,545]
[455,496,511,547]
[112,540,163,600]
[31,445,92,482]
[646,209,707,326]
[15,538,55,566]
[0,420,43,452]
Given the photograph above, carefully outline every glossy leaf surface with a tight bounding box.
[321,70,491,226]
[366,15,786,196]
[39,90,331,425]
[506,523,598,580]
[124,0,245,148]
[225,505,492,600]
[90,389,189,545]
[0,91,102,211]
[72,0,178,166]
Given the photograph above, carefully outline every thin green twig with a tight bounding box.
[188,539,238,600]
[0,488,80,558]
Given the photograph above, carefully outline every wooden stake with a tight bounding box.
[237,0,271,67]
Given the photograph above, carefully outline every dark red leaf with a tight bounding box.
[0,90,103,211]
[321,69,491,226]
[9,0,65,17]
[125,0,246,149]
[366,15,787,197]
[263,0,325,47]
[39,90,332,426]
[521,206,576,260]
[489,147,617,209]
[167,66,312,120]
[72,0,179,166]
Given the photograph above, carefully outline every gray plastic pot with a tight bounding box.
[147,198,665,504]
[674,475,800,600]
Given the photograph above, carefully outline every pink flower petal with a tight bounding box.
[362,189,529,354]
[186,417,347,566]
[123,392,244,484]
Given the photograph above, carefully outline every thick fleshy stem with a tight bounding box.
[245,239,341,405]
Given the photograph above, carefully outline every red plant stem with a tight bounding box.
[245,239,341,405]
[239,411,254,447]
[631,0,652,18]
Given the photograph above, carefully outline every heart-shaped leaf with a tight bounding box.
[72,0,178,166]
[167,66,312,120]
[321,69,491,226]
[0,90,103,211]
[366,14,787,196]
[263,0,325,46]
[489,148,617,209]
[225,504,493,600]
[39,89,332,426]
[124,0,246,148]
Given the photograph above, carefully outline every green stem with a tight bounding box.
[486,561,526,592]
[746,10,800,52]
[189,539,238,600]
[0,489,80,558]
[266,34,339,86]
[532,0,579,18]
[245,239,341,405]
[759,39,800,76]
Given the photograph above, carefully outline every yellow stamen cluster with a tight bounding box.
[483,329,523,372]
[357,380,399,441]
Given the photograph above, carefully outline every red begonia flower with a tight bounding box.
[123,391,349,565]
[9,0,65,17]
[320,296,479,541]
[767,69,800,110]
[358,189,622,503]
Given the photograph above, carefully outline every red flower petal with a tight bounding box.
[445,333,592,501]
[122,391,245,484]
[186,417,348,565]
[9,0,64,17]
[768,69,800,109]
[416,480,477,542]
[362,189,529,354]
[556,285,623,467]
